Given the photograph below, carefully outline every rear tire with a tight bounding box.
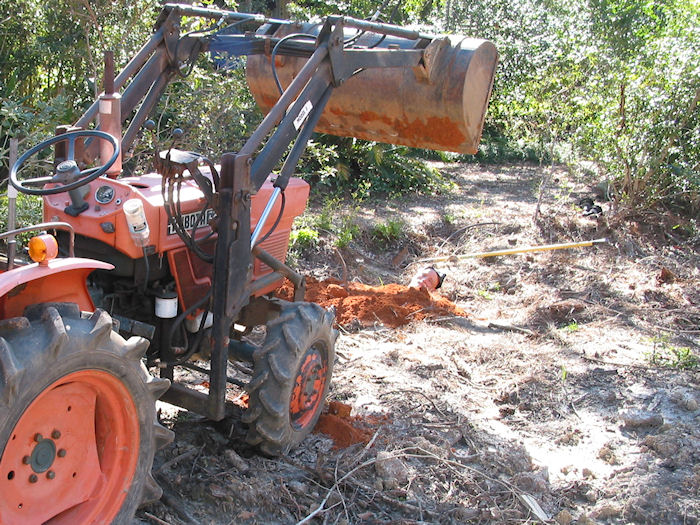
[244,301,337,456]
[0,304,173,525]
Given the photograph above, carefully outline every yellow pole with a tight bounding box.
[417,238,607,264]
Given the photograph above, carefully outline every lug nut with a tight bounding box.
[29,474,38,483]
[57,449,66,458]
[51,430,61,439]
[22,456,30,464]
[34,433,43,442]
[47,471,55,480]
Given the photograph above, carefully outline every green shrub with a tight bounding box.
[334,217,360,249]
[289,227,319,252]
[371,219,404,245]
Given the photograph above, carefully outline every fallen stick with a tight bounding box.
[349,479,439,520]
[418,238,608,264]
[155,474,200,525]
[487,322,534,336]
[143,512,172,525]
[157,449,198,473]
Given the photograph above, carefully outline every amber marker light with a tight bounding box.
[28,234,59,264]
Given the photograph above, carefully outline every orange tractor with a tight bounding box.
[0,4,496,523]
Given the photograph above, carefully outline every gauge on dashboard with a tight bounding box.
[95,184,115,204]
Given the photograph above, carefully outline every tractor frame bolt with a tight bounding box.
[47,471,55,480]
[51,430,61,439]
[22,456,30,464]
[29,474,38,483]
[57,449,66,458]
[34,433,43,442]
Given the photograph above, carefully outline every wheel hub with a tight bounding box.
[0,370,140,524]
[290,345,328,430]
[29,437,56,473]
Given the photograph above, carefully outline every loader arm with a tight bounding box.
[70,3,496,420]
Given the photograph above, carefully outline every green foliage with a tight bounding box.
[370,219,404,245]
[138,63,261,171]
[289,226,319,252]
[647,335,699,370]
[400,0,700,213]
[477,289,494,300]
[0,0,157,178]
[0,192,44,245]
[2,0,698,216]
[299,136,450,200]
[563,321,580,333]
[334,216,360,249]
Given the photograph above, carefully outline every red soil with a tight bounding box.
[278,277,466,328]
[314,401,387,449]
[315,414,373,449]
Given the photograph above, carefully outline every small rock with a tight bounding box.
[287,481,306,494]
[225,449,249,472]
[585,489,598,503]
[642,434,680,459]
[597,446,617,465]
[512,468,549,493]
[375,451,409,484]
[657,267,676,284]
[591,505,621,519]
[555,509,574,525]
[576,515,597,525]
[672,389,700,411]
[407,436,448,459]
[581,468,594,479]
[620,410,664,429]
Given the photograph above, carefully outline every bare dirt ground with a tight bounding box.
[137,162,700,525]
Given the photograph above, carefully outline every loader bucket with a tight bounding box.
[246,23,498,154]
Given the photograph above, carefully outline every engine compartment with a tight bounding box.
[45,168,309,357]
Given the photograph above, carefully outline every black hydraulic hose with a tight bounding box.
[271,33,317,95]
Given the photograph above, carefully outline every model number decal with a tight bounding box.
[293,100,313,130]
[167,209,216,235]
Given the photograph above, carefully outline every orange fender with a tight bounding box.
[0,258,113,319]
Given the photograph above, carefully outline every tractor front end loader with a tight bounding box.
[0,3,497,523]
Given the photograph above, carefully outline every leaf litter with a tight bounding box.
[139,162,699,525]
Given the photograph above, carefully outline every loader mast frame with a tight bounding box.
[71,4,440,420]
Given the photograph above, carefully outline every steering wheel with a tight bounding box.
[10,130,119,196]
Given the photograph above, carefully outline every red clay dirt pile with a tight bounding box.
[278,277,465,328]
[314,401,389,449]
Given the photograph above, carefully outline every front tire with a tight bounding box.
[0,304,173,525]
[244,301,337,456]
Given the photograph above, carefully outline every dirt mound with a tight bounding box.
[278,277,465,327]
[314,401,385,449]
